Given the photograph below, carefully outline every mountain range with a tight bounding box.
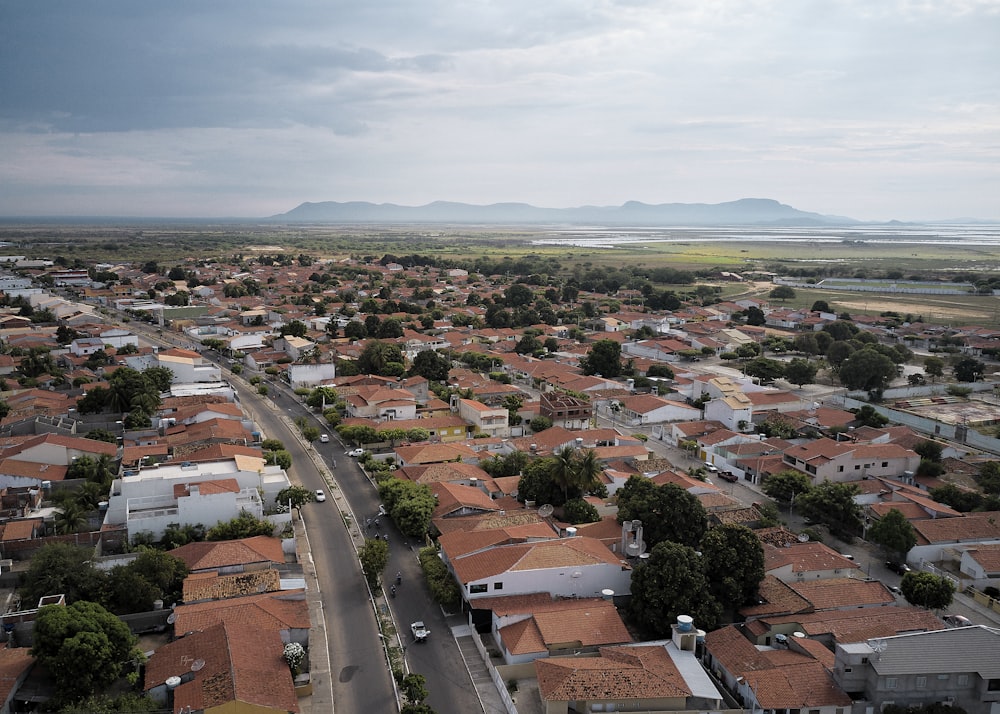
[270,198,858,226]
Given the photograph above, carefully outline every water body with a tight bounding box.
[530,224,1000,249]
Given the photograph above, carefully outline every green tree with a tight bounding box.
[928,483,982,512]
[19,543,105,606]
[54,503,87,535]
[761,470,813,504]
[810,300,830,312]
[977,462,1000,495]
[700,524,765,608]
[913,440,944,462]
[628,542,721,637]
[853,405,889,428]
[409,350,451,382]
[867,508,917,559]
[796,481,863,540]
[562,497,600,524]
[616,477,708,549]
[837,347,897,394]
[32,600,138,703]
[160,523,205,549]
[277,485,317,510]
[378,478,436,538]
[769,285,796,301]
[743,357,785,384]
[401,672,430,705]
[581,339,622,378]
[953,356,985,382]
[783,358,819,386]
[359,537,390,588]
[357,340,405,376]
[279,320,308,338]
[516,457,566,507]
[206,510,275,540]
[900,571,954,610]
[56,693,158,713]
[923,356,945,382]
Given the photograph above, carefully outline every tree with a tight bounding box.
[900,571,954,610]
[783,357,818,386]
[810,300,830,312]
[837,347,897,393]
[928,483,982,512]
[700,524,765,608]
[32,600,138,703]
[378,478,436,538]
[277,485,317,510]
[401,672,429,705]
[160,522,205,549]
[923,356,945,382]
[279,320,308,338]
[913,440,944,462]
[410,350,451,382]
[977,461,1000,495]
[206,510,275,540]
[20,544,102,606]
[515,457,566,507]
[359,537,389,588]
[628,541,721,637]
[761,470,813,504]
[743,357,785,384]
[793,333,820,356]
[616,477,708,549]
[853,404,889,428]
[867,508,917,560]
[769,285,796,301]
[796,481,863,539]
[581,339,622,378]
[357,340,405,376]
[953,356,985,382]
[54,503,87,535]
[562,497,600,524]
[529,415,553,432]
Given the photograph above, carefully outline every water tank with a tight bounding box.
[575,437,583,447]
[601,589,615,601]
[676,615,694,632]
[165,676,181,690]
[793,631,806,638]
[565,527,578,538]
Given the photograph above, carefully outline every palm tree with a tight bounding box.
[550,446,579,504]
[574,449,603,494]
[54,503,86,535]
[93,454,118,488]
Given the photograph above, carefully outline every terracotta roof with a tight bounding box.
[788,577,896,610]
[173,589,309,633]
[764,541,861,576]
[169,536,285,572]
[182,568,282,603]
[536,645,690,702]
[757,605,945,643]
[449,536,627,585]
[0,647,34,705]
[145,621,298,712]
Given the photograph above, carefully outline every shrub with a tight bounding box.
[418,546,462,611]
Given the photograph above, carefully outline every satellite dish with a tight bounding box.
[797,533,810,543]
[868,639,887,653]
[166,613,176,625]
[538,504,554,518]
[191,659,206,672]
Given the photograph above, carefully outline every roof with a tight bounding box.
[788,577,896,610]
[173,589,309,634]
[866,625,1000,677]
[764,541,861,575]
[536,645,691,702]
[169,535,285,571]
[145,621,298,712]
[500,599,631,655]
[448,536,627,585]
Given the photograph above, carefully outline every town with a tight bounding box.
[0,239,998,714]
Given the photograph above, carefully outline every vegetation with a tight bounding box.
[377,478,436,538]
[628,541,721,636]
[866,508,917,560]
[418,545,462,611]
[900,571,955,611]
[616,477,708,549]
[795,481,864,540]
[359,537,390,589]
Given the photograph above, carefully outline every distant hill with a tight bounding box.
[270,198,858,226]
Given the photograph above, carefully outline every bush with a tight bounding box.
[418,546,462,611]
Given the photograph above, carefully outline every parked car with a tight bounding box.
[320,433,330,443]
[945,614,971,627]
[703,462,719,473]
[718,471,739,483]
[840,552,855,561]
[347,448,365,457]
[886,561,911,575]
[315,490,326,503]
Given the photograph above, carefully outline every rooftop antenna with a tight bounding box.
[537,503,554,518]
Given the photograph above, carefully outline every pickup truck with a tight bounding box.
[718,471,739,483]
[410,621,430,642]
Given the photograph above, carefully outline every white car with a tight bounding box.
[347,448,365,457]
[315,490,326,503]
[319,433,330,443]
[411,621,430,642]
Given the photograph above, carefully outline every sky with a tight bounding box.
[1,1,998,221]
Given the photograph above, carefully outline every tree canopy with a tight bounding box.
[867,508,917,560]
[32,600,138,703]
[796,480,863,540]
[580,339,622,378]
[837,347,897,394]
[900,571,954,610]
[627,541,721,636]
[378,477,436,538]
[700,524,765,609]
[616,477,708,549]
[761,470,813,504]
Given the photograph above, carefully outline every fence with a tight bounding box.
[467,626,518,714]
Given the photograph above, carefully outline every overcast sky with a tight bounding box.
[1,1,998,221]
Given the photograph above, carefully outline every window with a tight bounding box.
[987,678,1000,691]
[885,678,898,690]
[493,582,503,591]
[838,465,845,472]
[958,674,969,686]
[469,584,487,594]
[916,676,927,689]
[882,461,888,467]
[862,657,869,664]
[845,667,853,673]
[855,464,861,470]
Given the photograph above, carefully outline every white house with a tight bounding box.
[440,533,632,604]
[616,394,702,426]
[287,362,337,389]
[125,347,222,383]
[103,455,291,540]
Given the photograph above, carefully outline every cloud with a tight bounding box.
[0,0,998,219]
